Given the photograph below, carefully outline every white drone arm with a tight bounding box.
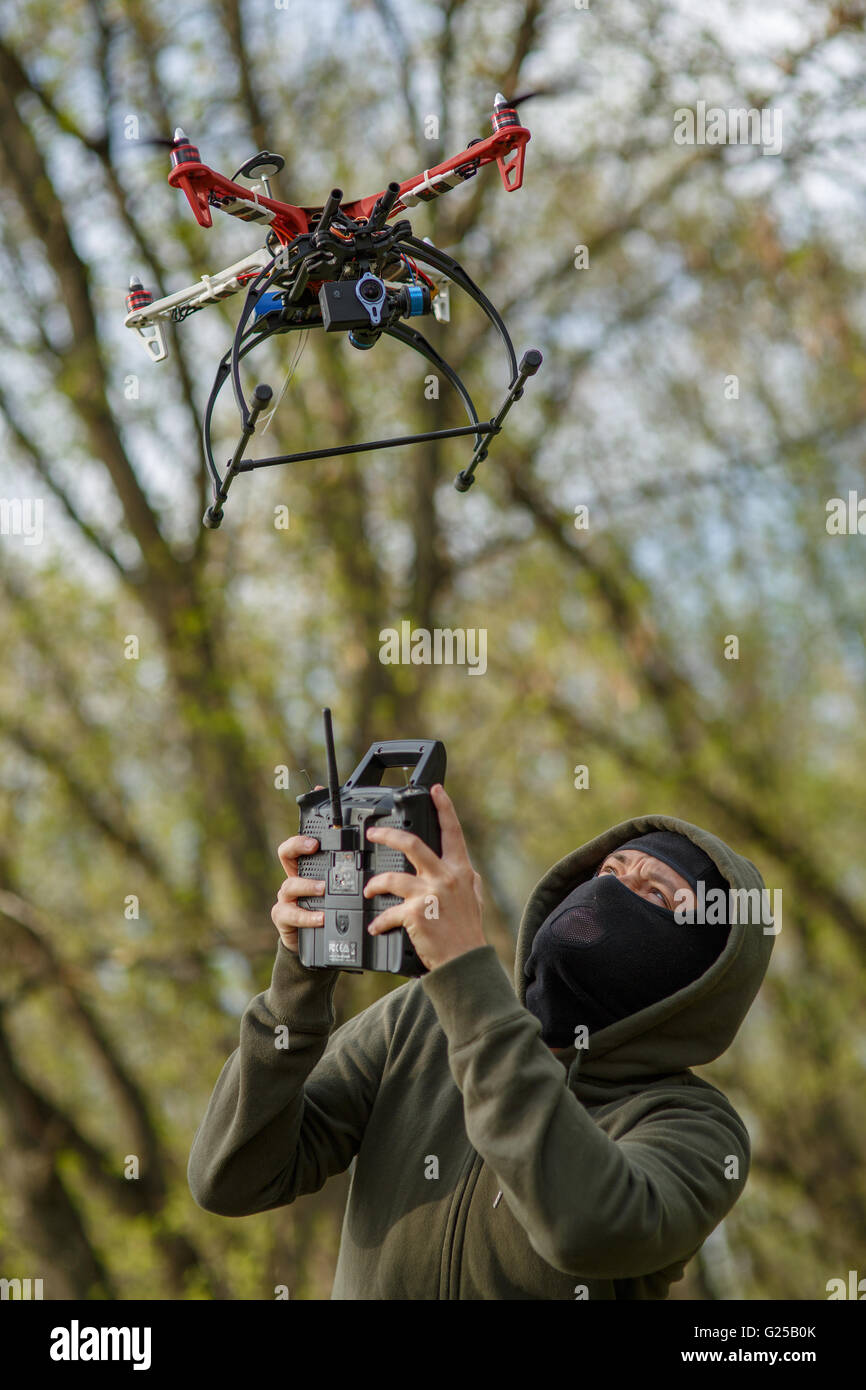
[124,247,273,363]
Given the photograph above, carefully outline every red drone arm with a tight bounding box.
[168,162,308,240]
[166,112,529,238]
[345,122,531,221]
[169,170,213,228]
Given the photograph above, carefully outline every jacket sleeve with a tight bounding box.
[421,944,749,1279]
[188,942,388,1217]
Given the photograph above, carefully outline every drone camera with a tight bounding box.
[355,272,387,326]
[320,275,387,332]
[320,273,431,337]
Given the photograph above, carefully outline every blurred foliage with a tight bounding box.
[0,0,865,1299]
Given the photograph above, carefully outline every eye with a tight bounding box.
[651,886,671,907]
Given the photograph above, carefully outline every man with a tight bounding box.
[188,786,774,1299]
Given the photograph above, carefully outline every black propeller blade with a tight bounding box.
[138,127,189,149]
[498,64,601,108]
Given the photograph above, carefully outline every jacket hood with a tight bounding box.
[514,813,775,1082]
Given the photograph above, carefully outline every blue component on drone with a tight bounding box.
[405,286,426,316]
[253,291,284,318]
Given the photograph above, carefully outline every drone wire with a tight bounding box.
[202,317,317,492]
[259,330,309,435]
[399,252,435,293]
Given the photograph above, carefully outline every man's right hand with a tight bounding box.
[273,789,327,954]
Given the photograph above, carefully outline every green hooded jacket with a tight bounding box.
[188,812,775,1299]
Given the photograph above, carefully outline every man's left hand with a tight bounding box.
[363,784,486,971]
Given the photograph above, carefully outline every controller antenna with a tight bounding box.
[322,708,343,828]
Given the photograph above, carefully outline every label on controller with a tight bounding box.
[327,939,358,964]
[330,850,359,894]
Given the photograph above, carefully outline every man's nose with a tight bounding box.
[620,867,651,898]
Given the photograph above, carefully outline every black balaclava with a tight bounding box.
[524,831,731,1048]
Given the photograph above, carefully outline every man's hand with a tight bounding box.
[363,784,486,972]
[272,786,326,954]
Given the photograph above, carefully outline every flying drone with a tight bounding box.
[124,95,543,527]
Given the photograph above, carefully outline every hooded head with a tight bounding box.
[515,814,775,1082]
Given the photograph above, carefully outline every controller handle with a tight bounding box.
[344,739,446,790]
